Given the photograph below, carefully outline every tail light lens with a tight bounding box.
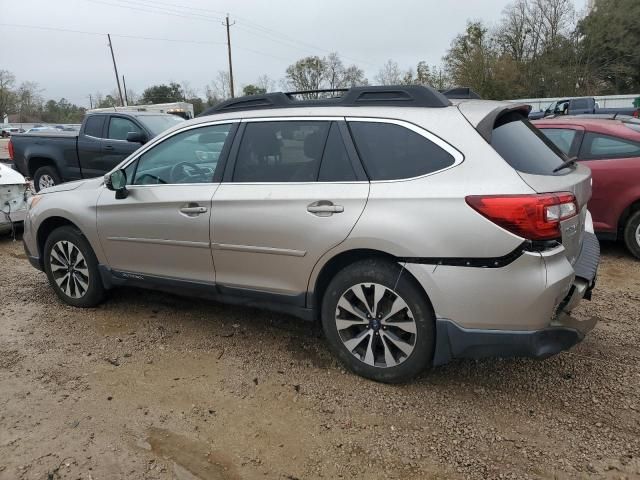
[465,193,578,240]
[8,139,14,160]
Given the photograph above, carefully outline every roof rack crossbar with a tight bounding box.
[199,85,455,116]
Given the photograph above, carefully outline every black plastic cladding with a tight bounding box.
[199,85,453,116]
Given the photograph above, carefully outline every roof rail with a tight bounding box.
[199,85,451,116]
[440,87,482,100]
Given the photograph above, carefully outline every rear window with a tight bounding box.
[491,113,566,175]
[348,121,455,180]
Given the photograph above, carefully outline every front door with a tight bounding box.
[97,122,236,283]
[212,119,369,301]
[100,115,146,173]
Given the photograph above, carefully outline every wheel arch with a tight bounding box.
[618,197,640,236]
[36,216,84,268]
[28,156,58,178]
[308,248,430,318]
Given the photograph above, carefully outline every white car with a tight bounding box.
[0,163,30,234]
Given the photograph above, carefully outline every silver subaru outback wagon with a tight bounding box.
[22,86,599,383]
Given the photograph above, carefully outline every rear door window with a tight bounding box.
[348,121,455,180]
[491,113,566,174]
[233,121,330,182]
[84,116,105,138]
[579,133,640,160]
[539,128,578,156]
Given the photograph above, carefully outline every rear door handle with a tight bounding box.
[307,201,344,216]
[104,145,114,151]
[180,206,208,214]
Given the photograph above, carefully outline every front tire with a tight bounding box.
[623,211,640,259]
[321,258,436,383]
[33,165,61,192]
[44,226,105,307]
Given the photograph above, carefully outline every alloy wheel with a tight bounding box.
[335,283,417,368]
[49,240,90,298]
[38,174,56,190]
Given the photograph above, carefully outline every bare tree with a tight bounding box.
[375,60,404,85]
[255,74,276,93]
[206,71,232,103]
[0,70,16,119]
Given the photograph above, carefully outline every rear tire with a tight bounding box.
[321,258,436,383]
[623,211,640,259]
[44,226,105,307]
[34,165,61,192]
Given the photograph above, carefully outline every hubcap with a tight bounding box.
[38,174,56,190]
[49,240,89,299]
[335,283,417,368]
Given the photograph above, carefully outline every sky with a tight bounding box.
[0,0,587,107]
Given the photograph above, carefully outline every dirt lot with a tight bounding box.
[1,233,639,480]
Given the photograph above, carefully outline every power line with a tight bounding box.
[84,0,375,66]
[0,23,225,45]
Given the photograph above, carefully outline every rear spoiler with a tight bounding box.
[465,103,532,143]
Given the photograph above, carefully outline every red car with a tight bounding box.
[534,117,640,258]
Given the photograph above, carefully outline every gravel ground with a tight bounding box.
[0,232,639,480]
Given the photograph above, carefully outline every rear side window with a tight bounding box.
[572,99,590,110]
[579,133,640,159]
[348,121,455,180]
[84,116,105,138]
[233,121,330,182]
[539,128,578,156]
[492,113,565,174]
[318,123,356,182]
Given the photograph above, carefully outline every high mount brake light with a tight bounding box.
[465,193,578,241]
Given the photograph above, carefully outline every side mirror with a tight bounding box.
[126,131,147,144]
[105,169,128,199]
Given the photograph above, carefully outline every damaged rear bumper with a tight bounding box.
[432,232,600,366]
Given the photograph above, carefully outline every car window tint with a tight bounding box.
[233,121,330,182]
[84,116,105,138]
[580,132,640,159]
[572,99,589,110]
[108,117,142,141]
[132,124,232,185]
[348,121,455,180]
[318,123,356,182]
[539,128,577,155]
[492,112,565,175]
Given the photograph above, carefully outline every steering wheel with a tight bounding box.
[170,161,208,183]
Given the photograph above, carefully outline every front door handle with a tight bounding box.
[180,206,208,215]
[307,201,344,216]
[104,145,114,151]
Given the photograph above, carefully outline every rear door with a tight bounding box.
[77,115,107,178]
[211,118,369,302]
[577,131,640,232]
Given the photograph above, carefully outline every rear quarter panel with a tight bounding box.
[10,133,80,180]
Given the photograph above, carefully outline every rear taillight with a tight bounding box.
[465,193,578,241]
[8,139,14,160]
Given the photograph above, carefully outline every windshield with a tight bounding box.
[137,115,184,136]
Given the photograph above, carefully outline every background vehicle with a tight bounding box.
[535,117,640,258]
[0,162,29,235]
[88,101,195,120]
[529,97,639,120]
[1,125,25,137]
[23,86,599,383]
[9,111,183,191]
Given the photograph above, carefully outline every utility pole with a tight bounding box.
[88,94,93,109]
[107,34,125,106]
[223,14,235,98]
[122,75,129,106]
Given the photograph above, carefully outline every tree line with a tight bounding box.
[1,0,637,124]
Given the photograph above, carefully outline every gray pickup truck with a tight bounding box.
[10,111,183,191]
[529,97,639,120]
